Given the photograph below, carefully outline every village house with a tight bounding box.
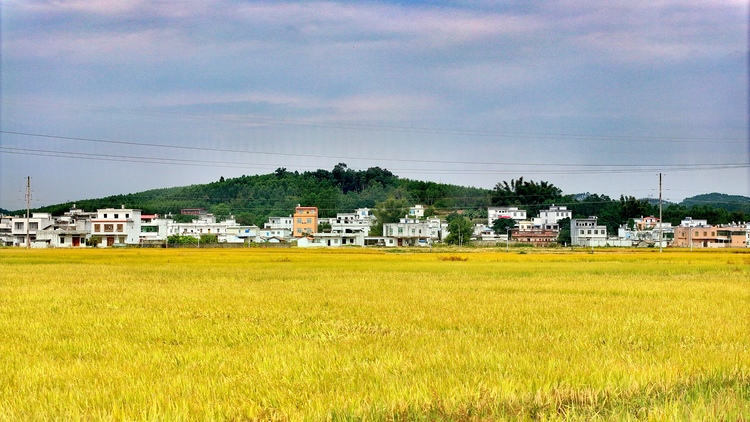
[537,205,572,226]
[673,221,747,248]
[9,212,55,247]
[487,206,526,226]
[91,207,141,247]
[35,206,93,248]
[293,205,318,237]
[570,217,608,247]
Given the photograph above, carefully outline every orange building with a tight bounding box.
[293,206,318,237]
[674,226,747,248]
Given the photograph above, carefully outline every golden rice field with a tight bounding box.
[0,247,748,420]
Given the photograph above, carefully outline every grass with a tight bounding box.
[0,248,748,420]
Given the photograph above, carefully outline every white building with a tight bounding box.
[323,208,375,237]
[167,214,238,242]
[227,225,261,244]
[538,205,572,226]
[488,207,526,226]
[264,216,293,231]
[0,216,12,246]
[571,217,608,247]
[298,230,367,248]
[680,217,709,227]
[408,205,425,219]
[140,215,171,244]
[35,206,94,248]
[91,207,141,247]
[10,213,54,247]
[382,217,445,247]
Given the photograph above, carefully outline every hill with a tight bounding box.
[26,165,492,226]
[681,193,750,214]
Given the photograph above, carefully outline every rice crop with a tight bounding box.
[0,248,748,420]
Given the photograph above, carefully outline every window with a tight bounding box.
[306,218,311,223]
[29,222,38,230]
[114,214,119,219]
[94,224,101,232]
[587,230,592,235]
[116,224,124,232]
[297,218,302,223]
[60,236,65,244]
[14,222,23,230]
[103,214,107,218]
[104,224,114,232]
[125,214,129,218]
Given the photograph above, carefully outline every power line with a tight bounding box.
[2,131,748,174]
[5,99,746,144]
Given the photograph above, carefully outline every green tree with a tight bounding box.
[491,217,516,235]
[371,196,409,236]
[445,216,473,246]
[199,234,218,244]
[211,203,231,222]
[556,218,571,245]
[491,177,562,216]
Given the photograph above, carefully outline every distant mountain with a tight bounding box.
[681,193,750,213]
[0,208,9,216]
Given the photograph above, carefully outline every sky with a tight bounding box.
[1,0,748,211]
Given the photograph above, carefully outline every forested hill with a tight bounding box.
[681,193,750,214]
[28,165,492,226]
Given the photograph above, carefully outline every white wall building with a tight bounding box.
[408,205,425,219]
[264,216,293,230]
[680,217,709,227]
[571,217,608,247]
[488,207,526,226]
[538,205,572,226]
[91,207,141,247]
[10,213,54,247]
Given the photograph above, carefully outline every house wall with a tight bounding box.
[293,206,318,237]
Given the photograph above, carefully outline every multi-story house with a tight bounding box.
[35,206,93,248]
[10,213,54,247]
[140,214,170,244]
[1,215,14,246]
[325,208,374,236]
[488,207,526,226]
[167,213,240,243]
[538,205,572,226]
[674,223,747,248]
[408,205,425,219]
[633,216,661,230]
[264,216,293,231]
[570,217,607,247]
[90,207,141,247]
[382,217,437,247]
[293,206,318,237]
[511,219,559,246]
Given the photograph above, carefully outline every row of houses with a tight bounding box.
[2,204,748,248]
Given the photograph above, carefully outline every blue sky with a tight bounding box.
[1,0,748,210]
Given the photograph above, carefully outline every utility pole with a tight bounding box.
[25,176,31,249]
[659,173,663,253]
